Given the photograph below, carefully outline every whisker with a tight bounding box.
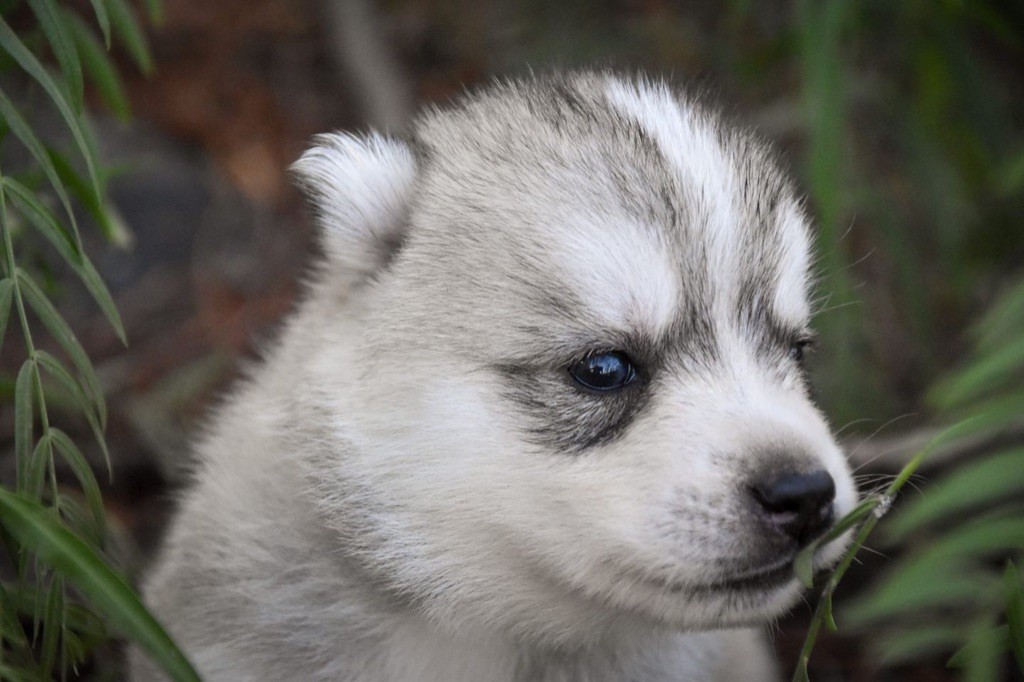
[850,413,919,474]
[835,417,875,438]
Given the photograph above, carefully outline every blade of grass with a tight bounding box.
[64,11,129,121]
[25,0,83,112]
[57,495,104,549]
[39,578,62,680]
[104,0,152,73]
[0,88,80,244]
[14,359,35,496]
[872,625,964,666]
[48,428,105,533]
[26,435,51,501]
[0,277,13,355]
[0,16,103,205]
[948,624,1009,668]
[15,267,106,428]
[929,335,1024,410]
[48,148,132,248]
[883,448,1024,541]
[1006,561,1024,673]
[87,0,111,47]
[36,350,111,477]
[4,176,126,341]
[0,489,201,682]
[1,177,82,266]
[792,419,973,680]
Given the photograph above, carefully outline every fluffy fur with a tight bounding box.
[131,72,856,681]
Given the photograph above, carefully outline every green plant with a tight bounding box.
[839,276,1024,680]
[789,417,982,681]
[790,274,1024,680]
[719,0,1024,426]
[0,1,198,679]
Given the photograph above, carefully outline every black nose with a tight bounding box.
[751,470,836,545]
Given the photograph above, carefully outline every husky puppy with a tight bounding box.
[131,72,856,681]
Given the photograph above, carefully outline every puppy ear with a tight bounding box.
[291,132,416,285]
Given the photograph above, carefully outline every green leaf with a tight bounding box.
[58,494,104,548]
[794,545,815,588]
[974,276,1024,353]
[0,586,31,654]
[62,627,88,669]
[945,391,1024,439]
[48,148,132,247]
[65,11,130,121]
[0,665,44,682]
[871,625,963,666]
[14,359,35,495]
[883,448,1024,541]
[2,177,82,266]
[49,428,106,533]
[39,578,63,680]
[0,489,202,682]
[0,87,81,243]
[0,16,103,206]
[4,176,127,341]
[930,334,1024,411]
[844,561,997,628]
[0,277,13,355]
[948,625,1009,668]
[87,0,112,47]
[105,0,153,74]
[26,435,51,500]
[15,268,106,428]
[80,255,126,343]
[63,600,107,641]
[26,0,84,112]
[1006,561,1024,674]
[860,515,1024,624]
[36,349,111,476]
[911,515,1024,566]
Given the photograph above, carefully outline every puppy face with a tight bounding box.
[294,74,856,645]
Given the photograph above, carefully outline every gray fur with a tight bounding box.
[131,72,855,681]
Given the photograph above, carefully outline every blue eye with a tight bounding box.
[569,351,637,392]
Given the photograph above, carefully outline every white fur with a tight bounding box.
[291,132,416,285]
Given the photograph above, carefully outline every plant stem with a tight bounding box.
[0,165,59,504]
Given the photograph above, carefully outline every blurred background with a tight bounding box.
[1,0,1023,679]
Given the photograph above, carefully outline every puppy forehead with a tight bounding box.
[605,77,813,319]
[547,216,680,337]
[410,73,811,336]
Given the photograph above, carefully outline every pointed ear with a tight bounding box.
[291,132,416,285]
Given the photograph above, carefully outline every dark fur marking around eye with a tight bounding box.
[493,331,664,453]
[494,361,653,453]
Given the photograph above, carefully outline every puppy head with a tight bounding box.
[293,73,857,646]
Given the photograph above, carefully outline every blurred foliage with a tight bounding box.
[843,276,1024,679]
[783,0,1024,425]
[789,416,985,680]
[0,0,197,679]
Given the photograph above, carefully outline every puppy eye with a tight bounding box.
[788,338,814,365]
[569,351,637,392]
